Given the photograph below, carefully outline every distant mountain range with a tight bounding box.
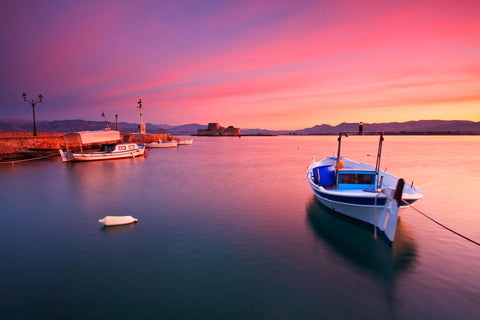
[1,119,479,135]
[290,120,480,135]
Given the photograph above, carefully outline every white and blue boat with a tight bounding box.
[59,143,146,162]
[306,132,423,242]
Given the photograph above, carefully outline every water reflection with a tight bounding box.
[61,158,146,215]
[99,223,137,234]
[306,197,417,284]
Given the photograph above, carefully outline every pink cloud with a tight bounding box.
[2,0,480,128]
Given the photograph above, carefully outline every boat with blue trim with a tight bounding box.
[306,132,423,242]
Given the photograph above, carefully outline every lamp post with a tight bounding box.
[22,93,43,136]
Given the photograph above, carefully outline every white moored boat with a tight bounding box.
[146,139,178,148]
[98,215,138,226]
[59,143,146,162]
[306,132,423,243]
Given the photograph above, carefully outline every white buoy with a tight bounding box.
[98,216,138,226]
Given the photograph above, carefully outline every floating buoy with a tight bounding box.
[98,216,138,226]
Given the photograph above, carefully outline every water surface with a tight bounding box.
[1,136,479,319]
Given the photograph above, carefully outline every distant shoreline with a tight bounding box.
[284,132,480,136]
[204,132,480,136]
[1,119,479,135]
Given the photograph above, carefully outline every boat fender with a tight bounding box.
[393,178,404,208]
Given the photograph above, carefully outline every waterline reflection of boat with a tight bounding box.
[306,132,423,242]
[306,197,417,283]
[59,143,145,162]
[99,222,138,234]
[146,139,178,148]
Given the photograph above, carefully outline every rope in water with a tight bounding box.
[0,154,57,165]
[402,199,480,247]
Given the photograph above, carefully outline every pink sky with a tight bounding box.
[1,0,479,130]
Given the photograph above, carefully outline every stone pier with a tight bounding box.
[0,132,171,161]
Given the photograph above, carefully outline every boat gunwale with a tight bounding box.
[61,143,146,162]
[307,161,423,205]
[70,146,144,156]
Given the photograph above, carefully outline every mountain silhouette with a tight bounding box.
[1,119,478,135]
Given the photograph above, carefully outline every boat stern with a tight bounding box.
[59,149,73,162]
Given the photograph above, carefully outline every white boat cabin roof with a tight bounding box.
[64,130,121,144]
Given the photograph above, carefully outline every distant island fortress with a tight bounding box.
[197,123,241,136]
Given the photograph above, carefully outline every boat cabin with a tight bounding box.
[100,144,117,152]
[337,170,377,190]
[116,144,138,151]
[99,143,138,153]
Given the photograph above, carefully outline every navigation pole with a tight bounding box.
[137,98,146,134]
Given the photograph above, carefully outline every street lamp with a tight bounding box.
[22,93,43,136]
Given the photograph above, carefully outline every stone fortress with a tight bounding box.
[197,123,241,136]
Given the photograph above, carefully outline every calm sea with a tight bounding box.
[1,135,479,320]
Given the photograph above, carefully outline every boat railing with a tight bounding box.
[335,131,385,189]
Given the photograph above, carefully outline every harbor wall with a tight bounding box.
[0,132,170,155]
[0,133,65,154]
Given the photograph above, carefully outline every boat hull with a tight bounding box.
[310,180,387,224]
[310,184,387,226]
[60,144,145,162]
[308,179,400,242]
[146,140,178,148]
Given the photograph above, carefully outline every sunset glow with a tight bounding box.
[1,0,479,129]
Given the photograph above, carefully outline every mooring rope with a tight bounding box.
[0,154,57,165]
[402,199,480,247]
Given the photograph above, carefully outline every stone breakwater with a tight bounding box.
[0,132,169,161]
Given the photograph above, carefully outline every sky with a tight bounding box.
[1,0,479,130]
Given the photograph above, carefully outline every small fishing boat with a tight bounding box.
[146,139,178,148]
[59,143,146,162]
[178,138,193,145]
[98,215,138,226]
[306,132,423,242]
